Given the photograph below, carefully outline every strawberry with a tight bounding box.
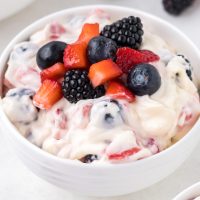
[108,147,140,160]
[106,81,135,102]
[33,79,63,110]
[88,59,122,87]
[63,42,88,69]
[63,23,100,69]
[40,63,66,82]
[116,47,160,73]
[78,23,99,44]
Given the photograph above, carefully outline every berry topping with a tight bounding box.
[63,42,88,69]
[108,147,140,160]
[33,79,63,109]
[62,70,105,103]
[100,16,144,49]
[36,41,67,70]
[127,63,161,96]
[106,81,135,102]
[78,23,99,44]
[116,47,160,73]
[162,0,195,15]
[87,36,118,64]
[64,23,100,69]
[40,63,66,82]
[80,154,98,163]
[88,59,122,87]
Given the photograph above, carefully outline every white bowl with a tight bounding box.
[0,0,34,21]
[173,182,200,200]
[0,5,200,197]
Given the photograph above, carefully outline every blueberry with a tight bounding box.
[7,88,35,98]
[3,88,38,124]
[104,113,114,124]
[90,100,124,128]
[36,41,67,70]
[177,54,193,81]
[81,154,98,163]
[11,42,39,61]
[87,36,118,64]
[127,63,161,96]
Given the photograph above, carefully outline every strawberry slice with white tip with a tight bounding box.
[33,79,63,110]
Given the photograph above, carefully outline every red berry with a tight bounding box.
[116,47,160,73]
[63,23,100,69]
[63,42,88,69]
[88,59,122,87]
[40,63,66,82]
[78,23,99,44]
[33,79,63,109]
[106,81,135,102]
[108,147,141,160]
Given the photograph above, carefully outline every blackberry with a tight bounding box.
[163,0,195,15]
[100,16,143,49]
[62,70,105,103]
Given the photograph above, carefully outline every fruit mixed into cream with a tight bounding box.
[1,9,200,163]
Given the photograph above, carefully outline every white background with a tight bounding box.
[0,0,200,199]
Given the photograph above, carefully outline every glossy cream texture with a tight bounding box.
[1,9,200,163]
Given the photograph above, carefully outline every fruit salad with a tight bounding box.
[1,9,200,164]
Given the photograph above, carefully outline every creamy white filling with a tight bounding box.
[2,10,200,163]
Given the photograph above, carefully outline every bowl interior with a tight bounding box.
[0,5,200,167]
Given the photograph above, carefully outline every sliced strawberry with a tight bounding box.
[33,79,63,110]
[78,23,99,44]
[88,59,122,87]
[63,23,99,69]
[108,147,141,160]
[63,42,88,69]
[106,81,135,102]
[116,47,160,73]
[40,63,66,82]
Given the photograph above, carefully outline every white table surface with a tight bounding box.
[0,0,200,199]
